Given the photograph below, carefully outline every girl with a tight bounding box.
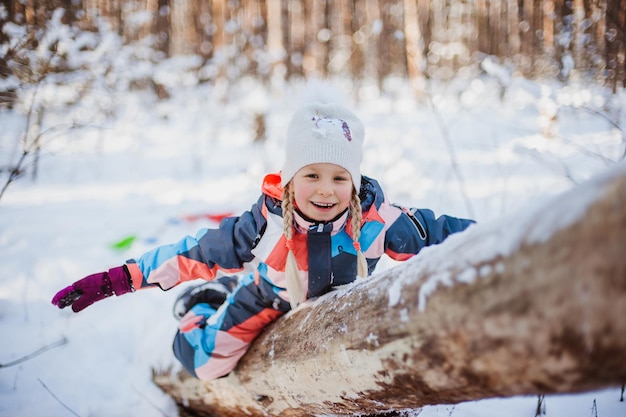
[52,99,474,381]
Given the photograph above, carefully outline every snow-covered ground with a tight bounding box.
[1,76,625,417]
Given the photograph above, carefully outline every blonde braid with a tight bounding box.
[350,189,369,278]
[282,184,305,309]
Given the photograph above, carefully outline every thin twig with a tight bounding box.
[37,377,81,417]
[0,337,68,368]
[0,150,29,202]
[575,105,622,130]
[560,136,617,166]
[591,398,598,417]
[0,40,61,203]
[0,122,89,204]
[132,385,174,417]
[535,393,546,416]
[574,105,625,160]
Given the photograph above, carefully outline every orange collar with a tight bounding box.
[261,172,284,200]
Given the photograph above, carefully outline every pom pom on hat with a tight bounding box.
[282,83,365,190]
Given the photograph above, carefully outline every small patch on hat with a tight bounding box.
[311,115,353,142]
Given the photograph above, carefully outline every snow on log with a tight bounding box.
[153,162,626,417]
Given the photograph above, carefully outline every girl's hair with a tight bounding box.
[281,184,368,309]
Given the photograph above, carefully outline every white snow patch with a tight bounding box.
[365,333,379,347]
[399,308,409,322]
[457,268,478,284]
[387,276,404,307]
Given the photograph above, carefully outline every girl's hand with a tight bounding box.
[51,266,133,312]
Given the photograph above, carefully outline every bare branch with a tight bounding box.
[37,377,81,417]
[0,337,68,368]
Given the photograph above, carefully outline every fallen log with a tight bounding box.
[154,161,626,417]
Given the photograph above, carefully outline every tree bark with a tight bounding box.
[154,162,626,417]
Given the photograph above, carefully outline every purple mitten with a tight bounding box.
[51,266,133,312]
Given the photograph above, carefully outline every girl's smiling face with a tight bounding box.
[291,163,354,222]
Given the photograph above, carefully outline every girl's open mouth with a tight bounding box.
[311,202,336,209]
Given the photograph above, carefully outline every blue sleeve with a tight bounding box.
[384,205,474,259]
[127,195,267,290]
[414,208,475,245]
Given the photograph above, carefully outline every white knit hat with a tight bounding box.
[282,102,365,190]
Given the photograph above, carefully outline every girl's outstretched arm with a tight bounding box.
[126,195,267,291]
[384,206,475,261]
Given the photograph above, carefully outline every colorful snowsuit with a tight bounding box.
[125,173,474,380]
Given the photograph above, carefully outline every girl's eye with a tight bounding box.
[334,176,348,182]
[305,173,318,179]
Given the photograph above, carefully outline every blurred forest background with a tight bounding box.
[1,1,625,197]
[2,0,626,103]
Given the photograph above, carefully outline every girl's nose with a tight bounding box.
[317,182,333,197]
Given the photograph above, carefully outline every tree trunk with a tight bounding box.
[403,0,425,96]
[154,162,626,417]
